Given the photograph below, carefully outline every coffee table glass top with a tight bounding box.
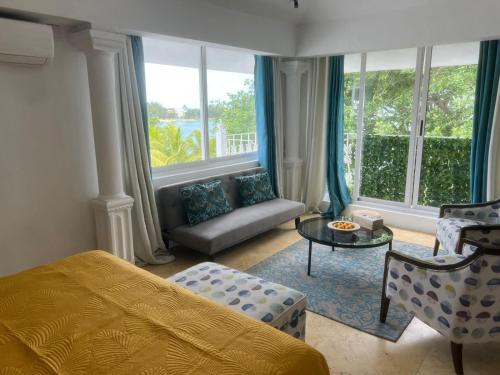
[298,217,393,248]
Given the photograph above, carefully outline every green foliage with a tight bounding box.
[209,79,256,135]
[345,65,477,137]
[147,79,254,167]
[418,137,471,206]
[425,65,477,137]
[359,135,409,202]
[147,101,168,119]
[359,135,470,206]
[364,69,415,135]
[344,73,359,134]
[182,105,201,120]
[343,63,477,206]
[149,124,201,167]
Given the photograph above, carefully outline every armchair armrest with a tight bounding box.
[384,249,477,272]
[457,225,500,254]
[439,198,500,218]
[380,249,481,313]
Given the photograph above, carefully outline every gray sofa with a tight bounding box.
[157,167,305,256]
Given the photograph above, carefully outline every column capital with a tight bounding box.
[280,59,310,76]
[71,29,126,54]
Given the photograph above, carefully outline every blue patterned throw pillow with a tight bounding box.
[179,180,232,226]
[236,172,276,206]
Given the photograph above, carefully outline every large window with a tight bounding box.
[344,42,479,209]
[143,38,257,169]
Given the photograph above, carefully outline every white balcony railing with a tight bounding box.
[216,130,257,157]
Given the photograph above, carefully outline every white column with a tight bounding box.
[281,60,310,201]
[72,29,134,262]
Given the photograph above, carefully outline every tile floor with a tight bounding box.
[144,216,500,375]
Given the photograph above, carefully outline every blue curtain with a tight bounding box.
[471,40,500,203]
[255,56,277,193]
[131,36,151,162]
[323,56,351,217]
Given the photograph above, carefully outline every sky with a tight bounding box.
[145,63,253,109]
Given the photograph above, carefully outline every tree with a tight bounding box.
[343,63,477,206]
[210,79,256,135]
[147,102,168,120]
[147,78,256,166]
[182,105,200,120]
[344,65,477,137]
[149,124,201,167]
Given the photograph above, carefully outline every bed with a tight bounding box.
[0,250,329,374]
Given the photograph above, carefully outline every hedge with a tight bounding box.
[352,135,470,207]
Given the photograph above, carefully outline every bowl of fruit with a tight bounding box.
[327,220,360,233]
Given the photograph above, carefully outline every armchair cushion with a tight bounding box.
[385,253,500,344]
[436,217,485,253]
[442,201,500,224]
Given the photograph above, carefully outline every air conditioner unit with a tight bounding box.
[0,18,54,66]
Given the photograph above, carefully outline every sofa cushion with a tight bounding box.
[157,167,265,232]
[236,171,276,206]
[169,199,305,254]
[179,180,232,226]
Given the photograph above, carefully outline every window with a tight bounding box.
[416,43,478,207]
[344,54,361,193]
[143,38,257,169]
[344,42,479,209]
[207,47,256,158]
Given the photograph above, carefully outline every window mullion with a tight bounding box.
[411,46,433,207]
[404,47,426,207]
[353,53,366,201]
[199,46,210,160]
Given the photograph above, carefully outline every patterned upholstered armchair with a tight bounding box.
[380,225,500,375]
[434,198,500,256]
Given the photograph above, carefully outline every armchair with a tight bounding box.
[434,198,500,256]
[380,225,500,374]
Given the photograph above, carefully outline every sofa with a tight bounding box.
[157,167,305,256]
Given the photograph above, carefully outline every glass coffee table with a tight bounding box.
[297,217,393,276]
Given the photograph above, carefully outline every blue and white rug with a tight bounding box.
[247,239,444,342]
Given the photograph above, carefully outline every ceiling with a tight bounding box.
[202,0,436,25]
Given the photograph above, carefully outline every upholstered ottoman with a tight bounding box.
[168,262,307,340]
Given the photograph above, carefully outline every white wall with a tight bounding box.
[296,2,500,56]
[0,28,98,276]
[0,0,295,56]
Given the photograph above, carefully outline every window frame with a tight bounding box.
[145,43,258,173]
[349,43,478,212]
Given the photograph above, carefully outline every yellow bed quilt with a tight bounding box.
[0,250,329,374]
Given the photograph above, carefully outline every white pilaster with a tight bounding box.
[72,29,135,262]
[281,60,310,201]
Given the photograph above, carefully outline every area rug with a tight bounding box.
[247,239,446,342]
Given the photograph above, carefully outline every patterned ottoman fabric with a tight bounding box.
[168,262,307,340]
[436,217,485,253]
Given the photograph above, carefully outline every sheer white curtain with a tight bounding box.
[117,37,175,265]
[488,82,500,200]
[272,57,285,198]
[301,57,329,212]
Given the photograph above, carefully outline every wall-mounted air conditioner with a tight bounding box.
[0,17,54,66]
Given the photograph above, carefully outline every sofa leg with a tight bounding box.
[295,217,300,229]
[433,238,440,256]
[165,238,170,250]
[451,342,464,375]
[380,296,390,323]
[207,254,215,262]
